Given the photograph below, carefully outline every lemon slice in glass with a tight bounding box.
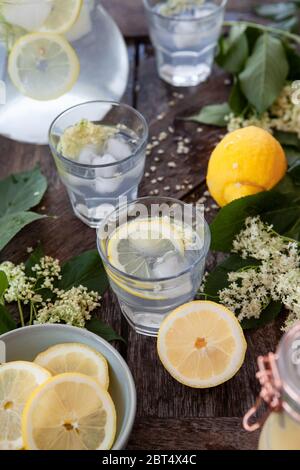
[8,33,80,101]
[107,218,185,278]
[34,343,109,389]
[0,361,51,450]
[22,373,116,450]
[40,0,83,34]
[157,301,247,388]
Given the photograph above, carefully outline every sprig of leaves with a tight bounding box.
[185,21,300,125]
[0,166,47,252]
[255,2,300,33]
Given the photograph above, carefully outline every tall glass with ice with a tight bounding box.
[49,101,148,227]
[97,197,211,336]
[143,0,227,86]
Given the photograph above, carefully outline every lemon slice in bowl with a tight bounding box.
[8,32,80,101]
[157,301,247,388]
[40,0,83,34]
[22,373,117,450]
[0,361,51,450]
[107,218,185,278]
[34,343,109,389]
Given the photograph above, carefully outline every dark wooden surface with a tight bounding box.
[0,0,283,450]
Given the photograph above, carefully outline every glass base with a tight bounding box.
[120,302,166,337]
[158,63,211,87]
[70,186,139,228]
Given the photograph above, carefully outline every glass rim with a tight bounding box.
[96,196,211,283]
[143,0,228,22]
[48,100,149,169]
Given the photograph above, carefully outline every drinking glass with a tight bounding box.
[49,101,148,228]
[143,0,227,86]
[97,197,211,336]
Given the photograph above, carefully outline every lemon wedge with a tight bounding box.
[34,343,109,389]
[22,373,116,450]
[0,361,51,450]
[157,301,247,388]
[8,32,80,101]
[40,0,83,34]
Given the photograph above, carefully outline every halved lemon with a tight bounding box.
[157,301,247,388]
[22,373,116,450]
[107,218,185,278]
[8,33,80,101]
[34,343,109,389]
[40,0,83,34]
[0,361,51,450]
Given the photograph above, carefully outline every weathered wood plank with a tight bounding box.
[127,417,260,450]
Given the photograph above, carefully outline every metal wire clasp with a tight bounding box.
[243,353,283,432]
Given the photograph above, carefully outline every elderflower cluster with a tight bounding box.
[35,286,100,328]
[32,255,62,289]
[218,217,300,329]
[0,261,41,304]
[226,84,300,137]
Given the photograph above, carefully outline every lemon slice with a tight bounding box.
[8,33,80,101]
[0,361,51,450]
[157,301,247,388]
[22,373,116,450]
[40,0,83,34]
[34,343,109,389]
[107,218,185,278]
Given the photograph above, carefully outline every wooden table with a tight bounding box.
[1,0,282,450]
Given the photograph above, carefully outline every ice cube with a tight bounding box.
[152,252,188,278]
[78,146,99,165]
[106,137,132,161]
[94,154,117,178]
[3,1,52,31]
[174,22,202,49]
[94,175,122,194]
[66,3,92,42]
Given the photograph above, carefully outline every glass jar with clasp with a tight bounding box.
[244,322,300,450]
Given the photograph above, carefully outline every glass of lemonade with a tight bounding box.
[97,197,211,336]
[143,0,227,86]
[0,0,129,144]
[49,101,148,227]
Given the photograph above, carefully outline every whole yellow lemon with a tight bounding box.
[206,126,287,207]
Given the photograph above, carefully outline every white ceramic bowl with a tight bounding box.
[0,324,136,450]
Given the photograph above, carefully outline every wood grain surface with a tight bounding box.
[0,0,284,450]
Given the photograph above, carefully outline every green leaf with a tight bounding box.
[255,3,297,21]
[0,166,47,216]
[274,131,300,149]
[239,33,289,113]
[86,318,125,343]
[241,301,283,329]
[0,304,17,334]
[210,177,300,252]
[25,244,44,276]
[216,25,249,74]
[285,146,300,167]
[59,249,109,295]
[0,166,48,252]
[284,43,300,80]
[272,17,299,33]
[185,103,231,127]
[229,79,248,115]
[0,212,46,253]
[0,271,8,299]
